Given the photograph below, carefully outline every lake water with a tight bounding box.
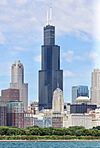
[0,141,100,148]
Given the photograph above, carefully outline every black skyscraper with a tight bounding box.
[39,25,63,110]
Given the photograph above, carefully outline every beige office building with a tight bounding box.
[10,60,28,111]
[91,69,100,106]
[52,88,64,114]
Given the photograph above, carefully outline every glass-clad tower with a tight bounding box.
[72,85,89,103]
[39,25,63,110]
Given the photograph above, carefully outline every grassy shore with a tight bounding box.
[0,126,100,141]
[0,135,100,141]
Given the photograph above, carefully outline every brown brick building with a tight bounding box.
[1,88,19,102]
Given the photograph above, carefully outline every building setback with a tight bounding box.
[39,25,63,110]
[10,60,28,111]
[1,88,19,102]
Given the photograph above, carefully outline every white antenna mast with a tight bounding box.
[46,0,52,25]
[49,6,52,24]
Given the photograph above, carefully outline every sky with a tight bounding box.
[0,0,100,104]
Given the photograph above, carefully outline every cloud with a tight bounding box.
[64,70,76,78]
[62,50,86,63]
[92,49,100,68]
[8,47,29,56]
[0,0,7,5]
[0,0,98,43]
[0,62,10,76]
[53,0,95,40]
[93,0,100,40]
[62,50,74,63]
[13,47,27,52]
[89,51,98,62]
[0,32,6,44]
[33,55,41,63]
[14,0,28,5]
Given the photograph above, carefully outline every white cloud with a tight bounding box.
[0,62,10,76]
[92,49,100,68]
[93,0,100,68]
[0,32,6,44]
[0,0,98,42]
[15,0,28,5]
[64,70,76,78]
[62,50,86,63]
[33,55,41,63]
[93,0,100,40]
[89,51,99,62]
[62,50,74,63]
[13,47,27,52]
[9,47,28,56]
[53,0,95,40]
[0,0,7,5]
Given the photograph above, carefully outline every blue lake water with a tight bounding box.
[0,141,100,148]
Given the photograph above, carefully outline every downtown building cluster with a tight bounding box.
[0,23,100,129]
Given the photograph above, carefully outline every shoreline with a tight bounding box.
[0,139,100,142]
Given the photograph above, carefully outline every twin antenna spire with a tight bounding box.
[47,4,53,25]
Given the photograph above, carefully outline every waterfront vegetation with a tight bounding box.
[0,126,100,140]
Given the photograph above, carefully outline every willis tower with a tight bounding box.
[39,19,63,110]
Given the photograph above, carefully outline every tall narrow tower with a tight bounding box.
[10,60,28,111]
[91,69,100,106]
[39,21,63,110]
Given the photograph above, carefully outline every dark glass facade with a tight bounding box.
[39,25,63,110]
[72,86,89,103]
[70,104,97,114]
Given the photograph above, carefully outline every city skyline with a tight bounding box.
[0,0,100,103]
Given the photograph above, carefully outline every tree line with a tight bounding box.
[0,126,100,137]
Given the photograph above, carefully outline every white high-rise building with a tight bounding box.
[91,69,100,106]
[52,88,64,114]
[10,60,28,111]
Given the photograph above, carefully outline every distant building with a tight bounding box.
[72,86,89,103]
[75,96,90,104]
[91,108,100,127]
[63,113,93,129]
[33,115,52,128]
[52,112,63,128]
[91,69,100,106]
[7,101,24,128]
[70,104,97,114]
[52,88,64,114]
[33,116,44,127]
[0,101,7,126]
[10,60,28,111]
[64,103,71,114]
[30,102,38,114]
[24,112,34,128]
[1,88,19,103]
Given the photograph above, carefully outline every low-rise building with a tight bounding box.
[52,112,63,128]
[91,108,100,127]
[63,113,93,129]
[24,112,34,128]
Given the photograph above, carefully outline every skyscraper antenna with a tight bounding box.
[47,0,52,25]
